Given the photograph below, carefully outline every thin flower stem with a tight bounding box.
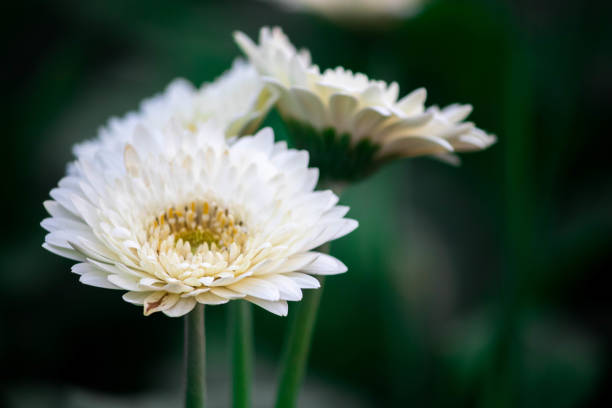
[231,300,253,408]
[274,276,326,408]
[185,304,206,408]
[274,183,342,408]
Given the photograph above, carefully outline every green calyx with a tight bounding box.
[284,118,382,184]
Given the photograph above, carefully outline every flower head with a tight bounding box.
[74,59,277,161]
[43,123,357,316]
[235,27,496,182]
[268,0,426,23]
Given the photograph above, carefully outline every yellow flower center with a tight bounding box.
[174,228,220,249]
[146,201,247,256]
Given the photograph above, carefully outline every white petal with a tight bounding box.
[229,277,281,301]
[266,274,303,301]
[108,274,140,291]
[329,93,358,133]
[251,127,275,155]
[352,106,391,140]
[71,262,100,276]
[301,253,347,275]
[69,236,116,263]
[79,271,121,289]
[43,200,80,221]
[284,272,321,289]
[442,104,473,122]
[123,291,150,305]
[49,188,80,217]
[378,135,454,158]
[330,219,359,240]
[42,243,86,262]
[45,231,74,249]
[70,194,99,227]
[123,144,142,177]
[41,217,88,233]
[246,297,288,316]
[434,153,461,166]
[163,297,197,317]
[181,288,210,297]
[196,292,229,305]
[397,87,427,114]
[210,287,245,299]
[289,86,327,130]
[144,292,180,315]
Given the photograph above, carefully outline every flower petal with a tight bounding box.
[144,292,180,315]
[246,297,288,316]
[79,271,121,290]
[196,292,229,305]
[123,291,151,305]
[229,277,281,301]
[300,253,347,275]
[163,297,197,317]
[284,272,321,289]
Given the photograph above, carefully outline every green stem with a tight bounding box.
[185,304,206,408]
[274,276,325,408]
[231,300,253,408]
[274,184,342,408]
[482,6,533,408]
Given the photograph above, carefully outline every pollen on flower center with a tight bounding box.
[146,200,247,258]
[174,228,219,250]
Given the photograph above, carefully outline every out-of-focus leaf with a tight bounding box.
[440,311,602,407]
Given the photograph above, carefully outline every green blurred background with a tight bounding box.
[2,0,611,406]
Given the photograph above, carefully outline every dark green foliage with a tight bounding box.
[2,0,611,407]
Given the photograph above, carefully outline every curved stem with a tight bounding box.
[274,276,326,408]
[274,182,343,407]
[231,301,253,408]
[185,304,206,408]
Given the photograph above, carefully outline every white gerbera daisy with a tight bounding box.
[235,27,496,182]
[73,59,277,161]
[42,124,357,317]
[268,0,425,22]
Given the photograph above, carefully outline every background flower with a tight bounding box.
[43,125,357,316]
[266,0,426,24]
[236,27,496,181]
[73,59,277,162]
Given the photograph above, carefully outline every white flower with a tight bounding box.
[235,27,496,181]
[73,59,277,162]
[267,0,425,22]
[42,124,357,317]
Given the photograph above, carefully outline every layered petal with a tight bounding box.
[73,59,277,164]
[43,124,357,316]
[235,27,496,182]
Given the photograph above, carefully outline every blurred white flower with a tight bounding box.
[267,0,426,23]
[235,27,496,181]
[42,124,357,316]
[73,59,277,161]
